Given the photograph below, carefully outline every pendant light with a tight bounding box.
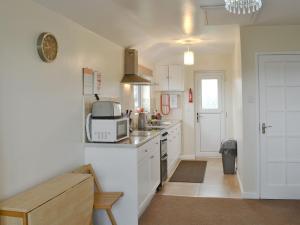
[184,47,194,65]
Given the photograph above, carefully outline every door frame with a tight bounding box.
[194,70,225,158]
[257,52,300,199]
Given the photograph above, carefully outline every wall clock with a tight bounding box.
[37,32,58,63]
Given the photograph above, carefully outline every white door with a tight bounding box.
[195,72,225,157]
[259,54,300,199]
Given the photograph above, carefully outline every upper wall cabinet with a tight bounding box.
[157,65,169,91]
[155,65,185,92]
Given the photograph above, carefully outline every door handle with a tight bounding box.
[262,123,272,134]
[197,113,199,123]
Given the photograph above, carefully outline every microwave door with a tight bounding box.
[117,119,129,140]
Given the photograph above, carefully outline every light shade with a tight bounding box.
[184,50,194,65]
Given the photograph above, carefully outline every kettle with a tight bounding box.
[138,112,147,130]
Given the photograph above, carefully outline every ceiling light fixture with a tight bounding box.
[184,47,194,65]
[225,0,262,15]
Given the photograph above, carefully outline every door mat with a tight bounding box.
[169,160,207,183]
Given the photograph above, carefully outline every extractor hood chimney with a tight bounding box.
[121,49,150,85]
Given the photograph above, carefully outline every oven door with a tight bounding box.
[116,118,129,141]
[161,153,168,183]
[161,138,168,156]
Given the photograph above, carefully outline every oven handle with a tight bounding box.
[161,154,168,160]
[162,132,168,137]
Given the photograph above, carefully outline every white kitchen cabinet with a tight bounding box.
[167,123,182,175]
[156,65,169,91]
[176,125,182,159]
[150,141,161,190]
[84,124,181,225]
[85,134,161,225]
[138,156,150,208]
[155,65,184,92]
[169,65,184,91]
[137,136,160,214]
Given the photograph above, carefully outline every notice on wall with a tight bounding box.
[83,68,102,95]
[170,94,178,109]
[93,70,101,95]
[83,68,94,95]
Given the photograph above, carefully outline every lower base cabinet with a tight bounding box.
[137,136,160,214]
[84,124,182,225]
[138,156,150,208]
[85,135,161,225]
[167,123,182,175]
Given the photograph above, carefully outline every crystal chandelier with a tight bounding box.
[225,0,262,15]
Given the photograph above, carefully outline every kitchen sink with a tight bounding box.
[130,130,153,137]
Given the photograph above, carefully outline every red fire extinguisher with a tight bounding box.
[189,88,193,103]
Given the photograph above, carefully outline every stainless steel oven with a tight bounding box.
[159,131,168,189]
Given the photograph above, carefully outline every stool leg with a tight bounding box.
[106,209,117,225]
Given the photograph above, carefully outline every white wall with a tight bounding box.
[240,25,300,195]
[153,53,235,157]
[232,27,244,190]
[0,0,124,200]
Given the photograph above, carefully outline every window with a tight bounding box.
[201,79,219,110]
[199,75,223,113]
[133,85,151,112]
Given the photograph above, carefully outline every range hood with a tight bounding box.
[121,49,151,85]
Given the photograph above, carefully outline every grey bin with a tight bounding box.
[219,140,237,174]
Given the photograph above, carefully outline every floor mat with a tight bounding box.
[169,160,207,183]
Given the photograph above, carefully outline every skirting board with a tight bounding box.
[242,192,260,199]
[237,171,259,199]
[179,155,195,160]
[195,152,221,158]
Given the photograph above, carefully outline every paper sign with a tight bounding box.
[83,68,94,95]
[93,70,101,94]
[170,94,178,109]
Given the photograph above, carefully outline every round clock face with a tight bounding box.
[37,32,58,63]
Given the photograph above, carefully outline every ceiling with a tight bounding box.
[34,0,300,66]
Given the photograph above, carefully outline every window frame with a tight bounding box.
[133,85,151,112]
[199,74,224,114]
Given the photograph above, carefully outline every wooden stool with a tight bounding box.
[73,164,123,225]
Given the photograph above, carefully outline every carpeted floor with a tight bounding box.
[139,195,300,225]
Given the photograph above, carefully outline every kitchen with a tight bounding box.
[84,48,183,225]
[2,1,300,225]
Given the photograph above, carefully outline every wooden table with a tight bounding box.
[0,173,94,225]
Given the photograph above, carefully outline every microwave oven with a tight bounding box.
[86,113,129,143]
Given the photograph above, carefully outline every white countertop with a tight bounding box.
[85,120,181,148]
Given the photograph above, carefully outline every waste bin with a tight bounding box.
[219,140,237,174]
